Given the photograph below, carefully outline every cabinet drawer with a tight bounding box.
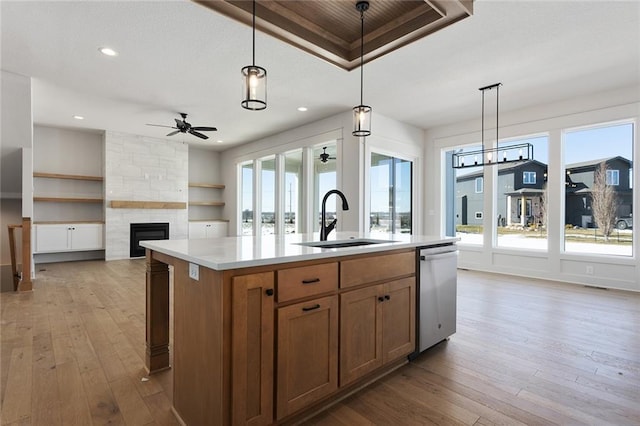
[277,262,338,303]
[340,251,415,289]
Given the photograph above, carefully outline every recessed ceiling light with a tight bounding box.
[99,47,118,56]
[73,115,85,120]
[297,107,308,112]
[216,140,224,144]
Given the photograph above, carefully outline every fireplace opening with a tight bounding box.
[130,223,169,258]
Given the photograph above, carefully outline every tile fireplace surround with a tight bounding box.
[104,131,188,260]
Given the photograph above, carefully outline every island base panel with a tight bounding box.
[145,252,170,374]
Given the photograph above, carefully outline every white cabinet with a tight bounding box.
[34,223,104,253]
[188,221,228,239]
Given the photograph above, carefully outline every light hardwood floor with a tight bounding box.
[1,260,639,425]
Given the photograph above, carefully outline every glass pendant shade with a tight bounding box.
[352,104,371,137]
[241,65,267,110]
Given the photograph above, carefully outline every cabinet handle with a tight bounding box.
[302,304,321,312]
[301,278,320,284]
[265,288,274,296]
[385,295,391,300]
[378,296,384,302]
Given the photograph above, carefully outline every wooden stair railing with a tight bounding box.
[7,217,32,291]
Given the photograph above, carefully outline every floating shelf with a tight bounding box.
[34,172,103,181]
[34,197,103,203]
[189,201,225,206]
[189,183,225,189]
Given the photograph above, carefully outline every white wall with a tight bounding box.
[33,125,104,223]
[220,110,424,236]
[0,70,32,288]
[104,131,188,260]
[188,148,224,221]
[424,85,640,292]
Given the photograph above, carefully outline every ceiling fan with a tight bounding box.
[319,147,336,163]
[146,113,217,140]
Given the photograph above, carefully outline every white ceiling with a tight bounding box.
[2,0,639,150]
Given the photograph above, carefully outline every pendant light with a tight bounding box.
[452,83,533,169]
[352,1,371,137]
[241,0,267,110]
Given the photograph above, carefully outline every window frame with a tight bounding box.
[523,171,537,185]
[606,169,620,186]
[475,177,484,193]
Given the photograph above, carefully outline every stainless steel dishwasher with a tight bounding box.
[416,244,458,353]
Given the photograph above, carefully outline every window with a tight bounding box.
[284,150,302,234]
[445,144,484,245]
[313,144,337,233]
[370,153,412,235]
[523,171,536,184]
[564,122,633,256]
[497,135,548,250]
[475,212,483,220]
[260,156,276,235]
[475,177,483,193]
[606,169,619,186]
[240,162,254,235]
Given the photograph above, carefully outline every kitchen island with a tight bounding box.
[142,232,457,425]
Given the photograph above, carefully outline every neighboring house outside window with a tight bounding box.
[606,169,619,186]
[523,171,536,184]
[475,177,483,193]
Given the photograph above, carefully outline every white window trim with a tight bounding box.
[606,169,620,186]
[523,171,537,185]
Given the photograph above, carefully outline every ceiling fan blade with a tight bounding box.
[166,130,181,136]
[189,130,209,140]
[191,126,217,132]
[146,124,175,128]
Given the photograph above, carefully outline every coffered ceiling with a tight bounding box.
[195,0,473,70]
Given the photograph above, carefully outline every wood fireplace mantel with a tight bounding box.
[110,200,187,209]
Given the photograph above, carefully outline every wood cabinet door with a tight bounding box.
[339,284,383,386]
[232,272,275,426]
[382,277,416,362]
[276,295,338,420]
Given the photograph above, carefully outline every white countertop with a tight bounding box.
[141,232,458,271]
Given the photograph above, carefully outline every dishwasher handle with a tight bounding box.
[420,251,457,261]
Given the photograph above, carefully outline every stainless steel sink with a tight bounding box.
[295,238,396,249]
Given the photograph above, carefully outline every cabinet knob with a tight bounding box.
[378,296,384,302]
[265,288,274,296]
[385,295,391,300]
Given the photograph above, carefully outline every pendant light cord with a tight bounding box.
[481,88,485,151]
[496,84,499,146]
[252,0,256,66]
[359,7,364,106]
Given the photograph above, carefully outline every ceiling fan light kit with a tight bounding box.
[241,0,267,111]
[352,0,372,138]
[452,83,533,169]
